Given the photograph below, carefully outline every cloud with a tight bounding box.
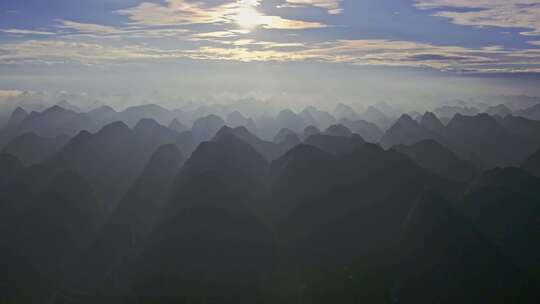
[192,37,305,49]
[191,31,239,39]
[117,0,229,26]
[52,19,190,40]
[0,40,185,65]
[117,0,327,29]
[2,37,539,73]
[181,39,540,73]
[2,0,539,76]
[257,15,326,29]
[414,0,540,36]
[0,28,56,36]
[57,20,125,35]
[282,39,499,68]
[283,0,343,14]
[407,54,473,61]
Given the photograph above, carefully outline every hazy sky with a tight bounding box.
[1,0,540,107]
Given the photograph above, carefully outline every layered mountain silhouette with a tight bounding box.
[215,126,297,161]
[458,168,540,282]
[434,105,479,119]
[523,149,540,177]
[380,114,441,149]
[304,134,365,156]
[87,105,118,126]
[2,132,69,165]
[362,105,393,130]
[192,114,226,142]
[134,135,275,303]
[517,103,540,120]
[0,169,105,297]
[6,107,28,128]
[47,119,194,208]
[0,153,24,187]
[167,118,188,133]
[420,111,445,134]
[0,105,95,147]
[339,118,383,143]
[334,103,360,121]
[395,191,533,304]
[84,144,185,293]
[444,113,527,168]
[225,110,257,134]
[271,139,460,262]
[0,101,539,303]
[303,125,321,139]
[276,109,307,133]
[486,104,512,117]
[302,106,336,130]
[324,124,353,137]
[393,139,477,182]
[273,127,301,147]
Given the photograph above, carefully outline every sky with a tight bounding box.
[1,0,540,109]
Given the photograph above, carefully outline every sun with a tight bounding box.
[234,6,261,30]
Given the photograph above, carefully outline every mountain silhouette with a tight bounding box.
[523,149,540,177]
[48,120,193,208]
[225,110,257,133]
[7,170,104,288]
[304,134,365,156]
[445,113,526,168]
[517,103,540,120]
[2,132,69,165]
[380,114,441,149]
[19,105,95,137]
[57,100,82,113]
[0,105,95,147]
[273,127,300,147]
[135,135,275,303]
[420,111,445,134]
[362,106,393,130]
[167,118,188,133]
[215,126,294,161]
[458,168,540,280]
[393,139,477,182]
[0,100,539,302]
[179,134,271,208]
[119,104,176,127]
[191,114,226,142]
[395,191,532,304]
[375,101,401,118]
[339,118,383,143]
[87,104,118,126]
[302,106,336,130]
[276,109,307,133]
[0,153,24,187]
[434,105,479,119]
[498,115,540,161]
[85,144,185,291]
[6,107,28,128]
[271,141,459,267]
[486,104,512,117]
[254,114,279,141]
[324,124,353,137]
[334,103,360,121]
[303,125,321,139]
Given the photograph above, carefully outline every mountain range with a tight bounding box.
[0,100,539,303]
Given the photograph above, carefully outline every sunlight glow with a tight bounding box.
[234,6,262,30]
